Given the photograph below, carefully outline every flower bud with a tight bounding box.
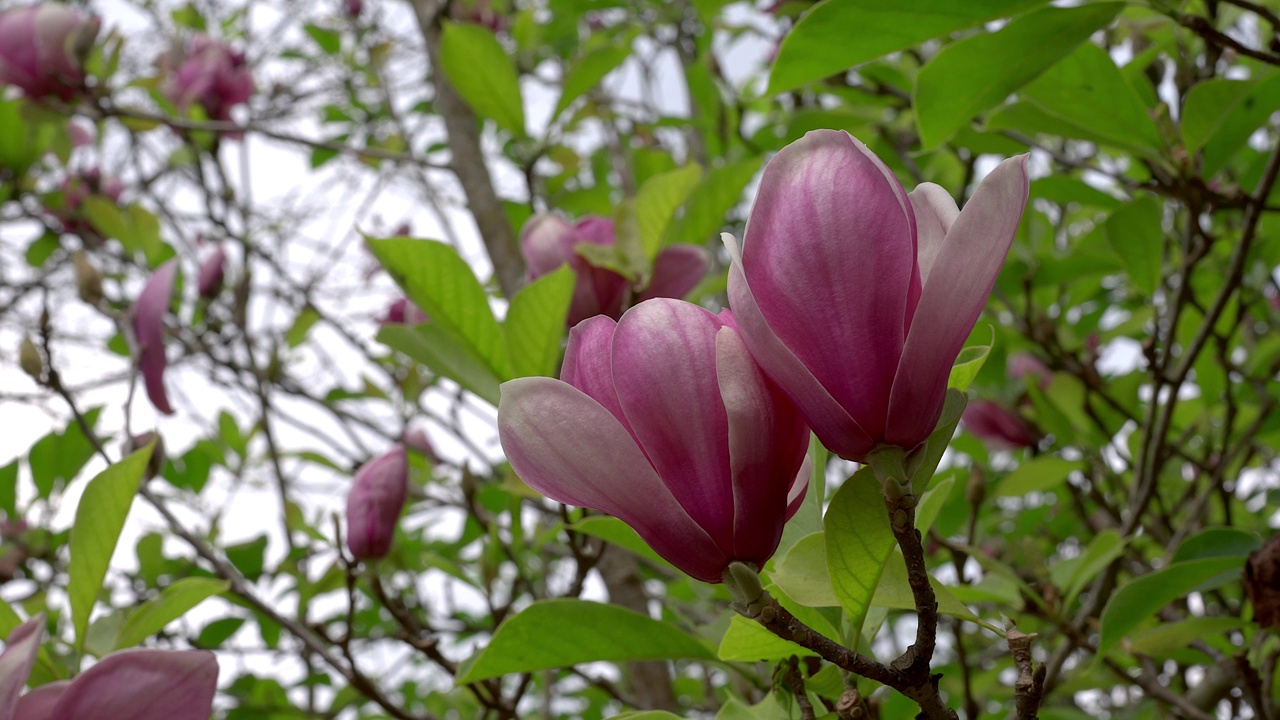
[346,445,408,560]
[344,0,363,17]
[196,244,226,298]
[72,250,103,306]
[401,427,436,462]
[962,400,1039,451]
[166,35,255,123]
[131,260,178,415]
[19,335,44,381]
[0,4,99,100]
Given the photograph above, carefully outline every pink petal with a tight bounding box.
[739,129,916,441]
[637,245,710,303]
[785,454,812,521]
[887,155,1030,449]
[907,183,959,288]
[346,445,409,560]
[12,682,66,720]
[131,260,178,416]
[714,328,809,564]
[50,649,217,720]
[0,615,44,720]
[962,400,1038,450]
[498,377,726,582]
[610,300,733,551]
[519,215,579,279]
[573,216,615,247]
[560,316,628,429]
[724,233,876,461]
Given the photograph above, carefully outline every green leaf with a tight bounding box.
[439,22,526,137]
[1128,617,1242,658]
[569,516,670,567]
[948,327,993,392]
[769,0,1049,94]
[635,164,703,259]
[1096,557,1243,660]
[1061,528,1127,607]
[824,469,895,633]
[0,461,15,517]
[771,532,839,607]
[717,614,817,662]
[455,599,713,683]
[914,3,1124,148]
[369,238,510,382]
[285,306,321,348]
[225,536,268,581]
[1019,42,1163,156]
[908,389,966,493]
[554,40,633,120]
[115,578,229,650]
[68,445,153,651]
[1172,528,1260,564]
[1104,195,1163,297]
[504,265,574,378]
[994,456,1082,497]
[870,556,1001,633]
[1182,74,1280,175]
[25,233,60,268]
[304,24,341,55]
[379,324,503,406]
[915,475,954,535]
[608,713,683,720]
[668,158,762,248]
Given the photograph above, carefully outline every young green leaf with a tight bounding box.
[504,265,574,378]
[439,22,526,137]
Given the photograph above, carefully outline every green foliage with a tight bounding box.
[439,22,526,137]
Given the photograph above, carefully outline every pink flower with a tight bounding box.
[961,400,1039,450]
[498,299,810,583]
[401,427,436,461]
[132,260,178,416]
[380,297,429,326]
[196,245,225,298]
[725,130,1029,462]
[344,0,363,18]
[166,35,254,123]
[346,445,408,560]
[0,4,98,100]
[1007,352,1050,388]
[0,614,218,720]
[520,214,710,327]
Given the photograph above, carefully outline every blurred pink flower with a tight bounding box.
[196,244,225,298]
[962,400,1039,450]
[724,130,1030,461]
[166,35,254,123]
[346,445,408,560]
[0,4,98,100]
[0,614,218,720]
[401,427,436,461]
[1008,352,1051,389]
[498,299,810,583]
[381,297,428,326]
[132,260,178,415]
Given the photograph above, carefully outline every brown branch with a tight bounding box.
[1008,629,1045,720]
[1180,15,1280,65]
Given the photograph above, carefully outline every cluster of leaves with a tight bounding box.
[3,0,1280,718]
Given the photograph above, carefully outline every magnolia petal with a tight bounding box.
[519,215,580,279]
[12,682,66,720]
[962,400,1038,450]
[0,615,44,720]
[724,233,876,461]
[739,129,915,439]
[714,327,808,564]
[50,649,217,720]
[638,245,710,303]
[560,316,629,430]
[907,183,959,288]
[345,445,408,561]
[611,300,734,550]
[498,377,727,582]
[132,259,177,416]
[785,454,812,521]
[887,155,1030,449]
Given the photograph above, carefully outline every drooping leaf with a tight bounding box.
[456,600,713,683]
[769,0,1050,94]
[914,2,1124,148]
[68,445,153,650]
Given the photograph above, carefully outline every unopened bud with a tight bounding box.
[19,336,44,381]
[966,466,986,508]
[346,445,408,560]
[128,432,167,480]
[72,251,103,307]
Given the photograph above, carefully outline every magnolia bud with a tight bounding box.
[128,432,167,480]
[196,245,226,299]
[346,445,408,560]
[72,251,103,307]
[19,336,44,381]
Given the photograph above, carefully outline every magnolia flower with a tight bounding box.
[166,35,254,123]
[520,214,710,327]
[132,260,177,415]
[401,427,436,461]
[0,614,218,720]
[196,244,225,298]
[346,445,408,560]
[961,400,1038,450]
[498,299,810,583]
[0,4,98,100]
[724,130,1030,462]
[381,297,429,326]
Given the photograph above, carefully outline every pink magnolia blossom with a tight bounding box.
[961,400,1039,450]
[381,297,429,326]
[0,614,218,720]
[724,130,1029,462]
[0,4,98,100]
[520,214,710,327]
[196,244,226,298]
[166,35,254,123]
[132,260,178,415]
[401,427,436,461]
[498,299,810,583]
[346,445,408,560]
